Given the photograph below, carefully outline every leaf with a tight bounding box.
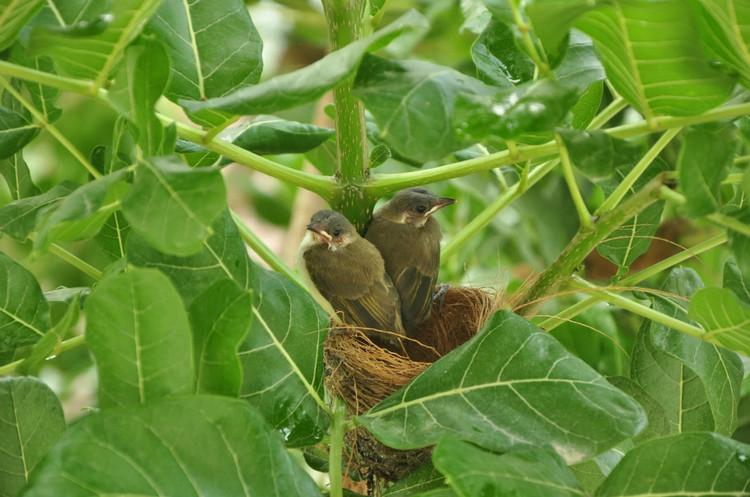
[0,252,50,355]
[181,10,429,116]
[41,0,110,26]
[8,48,62,124]
[229,116,335,155]
[29,0,162,89]
[189,279,252,396]
[0,153,39,200]
[23,396,324,497]
[0,182,76,240]
[17,296,80,375]
[433,439,584,497]
[525,0,597,55]
[176,139,221,168]
[607,377,669,442]
[0,377,65,497]
[383,464,445,497]
[596,432,750,497]
[95,211,129,261]
[239,267,330,447]
[0,0,45,51]
[691,0,750,86]
[678,123,736,217]
[689,287,750,357]
[109,39,175,155]
[554,30,606,93]
[0,106,40,160]
[147,0,263,126]
[85,268,194,407]
[360,310,646,464]
[725,259,750,304]
[369,143,391,169]
[33,170,129,250]
[557,129,643,180]
[126,210,252,305]
[471,18,534,87]
[728,211,750,285]
[576,0,735,120]
[354,55,496,162]
[632,268,743,435]
[121,156,227,256]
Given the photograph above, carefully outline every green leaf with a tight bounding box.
[554,30,606,93]
[121,156,227,256]
[678,123,736,217]
[689,286,750,356]
[127,210,252,305]
[85,268,194,407]
[596,432,750,497]
[189,279,252,396]
[728,211,750,285]
[33,170,129,250]
[95,211,129,261]
[229,116,335,155]
[557,129,643,180]
[0,252,50,355]
[360,310,646,464]
[691,0,750,87]
[23,396,324,497]
[383,464,445,497]
[176,139,221,168]
[743,168,750,197]
[0,377,65,497]
[240,267,330,447]
[354,55,495,162]
[17,296,80,375]
[369,143,391,169]
[8,48,62,124]
[576,0,735,120]
[725,259,750,304]
[632,268,743,435]
[0,182,75,241]
[109,39,175,155]
[433,439,584,497]
[147,0,263,127]
[0,152,39,200]
[525,0,597,55]
[29,0,162,89]
[471,17,534,87]
[41,0,110,26]
[607,376,669,442]
[181,10,429,116]
[0,0,45,51]
[0,106,39,160]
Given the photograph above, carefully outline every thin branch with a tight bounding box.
[0,335,85,376]
[49,244,103,280]
[659,187,750,237]
[509,0,551,77]
[556,133,592,228]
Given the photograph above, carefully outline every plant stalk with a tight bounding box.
[556,134,592,229]
[49,244,103,280]
[0,335,86,376]
[509,0,551,77]
[659,187,750,237]
[328,397,346,497]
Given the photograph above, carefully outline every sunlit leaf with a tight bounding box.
[692,0,750,87]
[725,259,750,304]
[0,252,50,355]
[0,0,45,51]
[0,152,38,200]
[0,106,39,160]
[689,286,750,356]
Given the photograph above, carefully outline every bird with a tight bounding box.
[365,188,455,334]
[300,210,405,346]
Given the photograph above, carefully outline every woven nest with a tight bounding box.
[324,286,498,482]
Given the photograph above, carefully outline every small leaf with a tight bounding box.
[360,311,646,464]
[122,156,227,256]
[433,439,583,497]
[189,280,252,397]
[689,286,750,356]
[0,377,66,497]
[229,116,335,155]
[181,10,429,116]
[17,296,80,375]
[0,152,39,200]
[85,268,194,407]
[596,432,750,496]
[725,259,750,304]
[0,106,40,160]
[557,129,643,180]
[176,139,221,168]
[23,396,324,497]
[95,211,129,261]
[369,143,391,169]
[0,182,76,241]
[0,252,50,355]
[0,0,45,51]
[471,18,534,87]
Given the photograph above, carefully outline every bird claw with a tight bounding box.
[433,284,450,309]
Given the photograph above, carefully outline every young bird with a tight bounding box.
[365,188,455,334]
[300,210,405,345]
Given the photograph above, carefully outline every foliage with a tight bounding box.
[0,0,749,496]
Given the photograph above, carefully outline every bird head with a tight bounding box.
[384,188,455,227]
[306,210,357,251]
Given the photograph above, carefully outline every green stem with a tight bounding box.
[516,174,668,313]
[0,335,86,376]
[659,187,750,237]
[596,128,681,214]
[571,276,704,338]
[323,0,371,230]
[0,77,101,179]
[556,134,592,229]
[49,244,103,280]
[734,154,750,165]
[587,97,627,130]
[0,60,96,95]
[328,397,346,497]
[722,173,745,185]
[509,0,550,77]
[538,232,728,330]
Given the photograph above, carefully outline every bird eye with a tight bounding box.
[332,229,342,237]
[416,205,427,214]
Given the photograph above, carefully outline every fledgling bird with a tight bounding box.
[300,210,405,345]
[365,188,455,334]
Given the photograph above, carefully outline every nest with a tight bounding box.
[324,286,497,482]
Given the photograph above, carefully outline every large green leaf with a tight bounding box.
[471,17,534,87]
[23,396,323,497]
[525,0,597,55]
[725,259,750,304]
[181,10,428,116]
[0,377,65,497]
[229,116,335,156]
[29,0,162,89]
[433,439,584,497]
[596,432,750,497]
[383,464,445,497]
[632,268,743,435]
[691,0,750,86]
[689,286,750,356]
[576,0,735,119]
[678,123,736,217]
[0,106,39,160]
[147,0,263,126]
[239,267,330,447]
[0,153,38,200]
[0,183,75,241]
[189,279,252,397]
[0,0,45,51]
[85,268,194,407]
[121,156,227,256]
[360,311,646,464]
[126,210,252,305]
[0,252,50,355]
[94,211,129,261]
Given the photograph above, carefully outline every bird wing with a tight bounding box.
[326,276,404,335]
[392,265,437,331]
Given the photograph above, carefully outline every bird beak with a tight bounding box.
[306,223,333,243]
[427,197,456,215]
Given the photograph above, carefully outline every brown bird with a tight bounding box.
[300,210,405,345]
[365,188,455,334]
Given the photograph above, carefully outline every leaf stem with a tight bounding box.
[328,397,346,497]
[556,134,592,229]
[659,187,750,237]
[0,60,97,95]
[49,244,103,280]
[0,335,86,376]
[509,0,551,77]
[587,96,627,130]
